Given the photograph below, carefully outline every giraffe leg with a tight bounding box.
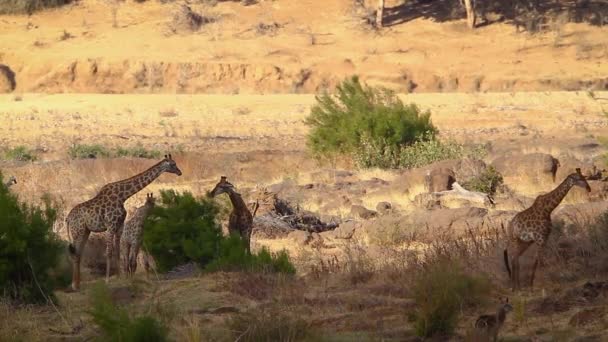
[511,241,531,291]
[113,232,121,277]
[123,243,131,276]
[530,241,546,288]
[130,242,141,275]
[105,232,115,284]
[70,230,90,291]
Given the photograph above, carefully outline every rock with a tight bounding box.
[288,230,311,245]
[350,205,377,219]
[491,153,559,182]
[569,307,605,327]
[425,167,456,192]
[332,221,358,239]
[168,4,206,34]
[375,202,392,215]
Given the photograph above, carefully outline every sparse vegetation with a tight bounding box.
[411,257,491,338]
[0,0,70,15]
[227,304,315,342]
[89,282,169,342]
[0,174,68,304]
[3,145,37,161]
[69,143,161,159]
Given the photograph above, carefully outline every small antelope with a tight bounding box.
[474,297,513,342]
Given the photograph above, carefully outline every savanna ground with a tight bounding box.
[2,0,608,341]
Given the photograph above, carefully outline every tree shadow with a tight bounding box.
[382,0,608,29]
[0,64,16,92]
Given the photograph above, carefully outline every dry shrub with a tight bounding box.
[227,304,316,342]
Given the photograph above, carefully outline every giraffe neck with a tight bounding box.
[102,161,165,202]
[227,191,248,214]
[497,307,506,325]
[535,177,574,215]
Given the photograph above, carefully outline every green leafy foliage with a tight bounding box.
[412,257,490,338]
[0,173,68,304]
[115,144,162,159]
[3,146,37,161]
[305,76,437,162]
[0,0,70,15]
[89,282,168,342]
[461,166,504,195]
[143,190,296,275]
[68,144,111,159]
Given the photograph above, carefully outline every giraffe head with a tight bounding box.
[568,168,591,192]
[210,176,236,197]
[160,154,182,176]
[144,193,156,208]
[499,297,513,313]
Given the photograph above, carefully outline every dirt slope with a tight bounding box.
[0,0,607,94]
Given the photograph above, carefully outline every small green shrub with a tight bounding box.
[116,144,162,159]
[68,143,161,159]
[89,282,168,342]
[4,146,37,161]
[305,76,437,162]
[412,257,490,338]
[461,166,503,195]
[206,235,296,274]
[68,144,111,159]
[0,0,70,14]
[0,173,66,304]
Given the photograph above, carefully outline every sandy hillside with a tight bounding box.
[0,0,607,94]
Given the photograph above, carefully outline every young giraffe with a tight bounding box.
[121,193,156,276]
[503,168,590,291]
[67,154,181,291]
[210,176,254,254]
[474,297,513,342]
[4,175,17,188]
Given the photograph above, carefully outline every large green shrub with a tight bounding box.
[143,190,296,274]
[412,257,490,338]
[89,282,169,342]
[461,166,504,196]
[0,0,70,14]
[143,190,223,273]
[305,76,437,162]
[0,173,67,304]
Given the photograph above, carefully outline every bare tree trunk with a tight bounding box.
[463,0,476,29]
[376,0,385,28]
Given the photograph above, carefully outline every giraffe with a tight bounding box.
[210,176,254,254]
[4,175,17,188]
[503,168,590,291]
[66,154,181,291]
[120,193,156,276]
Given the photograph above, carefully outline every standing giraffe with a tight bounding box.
[503,168,590,291]
[210,176,254,254]
[120,193,156,276]
[4,176,17,188]
[67,154,181,291]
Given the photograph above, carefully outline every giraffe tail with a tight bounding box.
[503,248,511,278]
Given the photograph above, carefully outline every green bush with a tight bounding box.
[68,143,161,160]
[305,76,437,161]
[143,190,296,275]
[143,190,222,273]
[0,0,70,14]
[206,235,296,274]
[0,173,67,304]
[4,146,37,161]
[461,166,504,195]
[89,282,168,342]
[412,257,490,338]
